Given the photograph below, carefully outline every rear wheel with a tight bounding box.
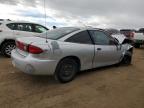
[55,58,79,83]
[1,42,16,57]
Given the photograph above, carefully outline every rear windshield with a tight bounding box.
[42,27,80,40]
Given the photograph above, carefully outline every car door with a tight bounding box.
[13,23,34,38]
[65,30,95,70]
[89,30,122,68]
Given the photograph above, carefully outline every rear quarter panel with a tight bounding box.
[49,41,95,71]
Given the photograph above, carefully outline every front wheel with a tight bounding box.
[1,42,16,57]
[121,54,132,65]
[54,58,79,83]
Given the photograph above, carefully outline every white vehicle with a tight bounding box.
[11,27,133,83]
[133,33,144,48]
[0,21,48,57]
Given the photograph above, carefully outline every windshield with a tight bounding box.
[41,27,80,40]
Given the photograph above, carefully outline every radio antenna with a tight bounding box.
[43,0,48,43]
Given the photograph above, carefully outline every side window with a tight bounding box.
[89,30,112,45]
[22,24,33,32]
[7,23,33,32]
[16,23,33,32]
[66,31,92,44]
[34,25,48,33]
[7,23,17,30]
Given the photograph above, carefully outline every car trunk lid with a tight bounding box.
[16,37,52,57]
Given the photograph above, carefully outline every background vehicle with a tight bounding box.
[11,27,133,83]
[133,32,144,48]
[0,19,11,21]
[120,29,135,41]
[0,20,48,57]
[105,28,120,35]
[105,28,133,45]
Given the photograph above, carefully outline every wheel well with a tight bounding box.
[124,48,133,58]
[128,48,133,53]
[0,39,15,51]
[58,56,81,70]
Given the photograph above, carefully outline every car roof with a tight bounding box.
[61,26,105,31]
[0,20,44,25]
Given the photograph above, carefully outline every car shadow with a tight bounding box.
[26,64,132,84]
[139,47,144,49]
[0,53,2,57]
[136,46,144,49]
[77,64,132,78]
[0,53,10,60]
[0,54,4,59]
[26,75,59,85]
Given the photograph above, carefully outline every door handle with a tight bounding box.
[97,48,102,51]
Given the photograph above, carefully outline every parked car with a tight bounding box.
[11,27,133,83]
[0,19,11,21]
[139,28,144,33]
[133,32,144,48]
[120,29,135,40]
[0,21,48,57]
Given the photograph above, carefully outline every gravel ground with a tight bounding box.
[0,48,144,108]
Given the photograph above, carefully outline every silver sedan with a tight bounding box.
[11,27,133,83]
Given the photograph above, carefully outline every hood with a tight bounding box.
[111,34,126,44]
[112,34,133,51]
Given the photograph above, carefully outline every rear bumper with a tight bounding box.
[11,49,58,75]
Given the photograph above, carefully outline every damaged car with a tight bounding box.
[11,27,133,83]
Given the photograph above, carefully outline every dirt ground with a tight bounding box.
[0,48,144,108]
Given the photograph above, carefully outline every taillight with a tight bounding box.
[16,41,43,54]
[28,45,43,54]
[16,41,28,51]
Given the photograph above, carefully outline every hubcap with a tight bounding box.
[5,44,16,56]
[61,64,75,77]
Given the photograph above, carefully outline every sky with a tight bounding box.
[0,0,143,29]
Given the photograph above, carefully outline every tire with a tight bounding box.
[1,42,16,57]
[134,44,140,48]
[54,58,79,83]
[121,53,132,65]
